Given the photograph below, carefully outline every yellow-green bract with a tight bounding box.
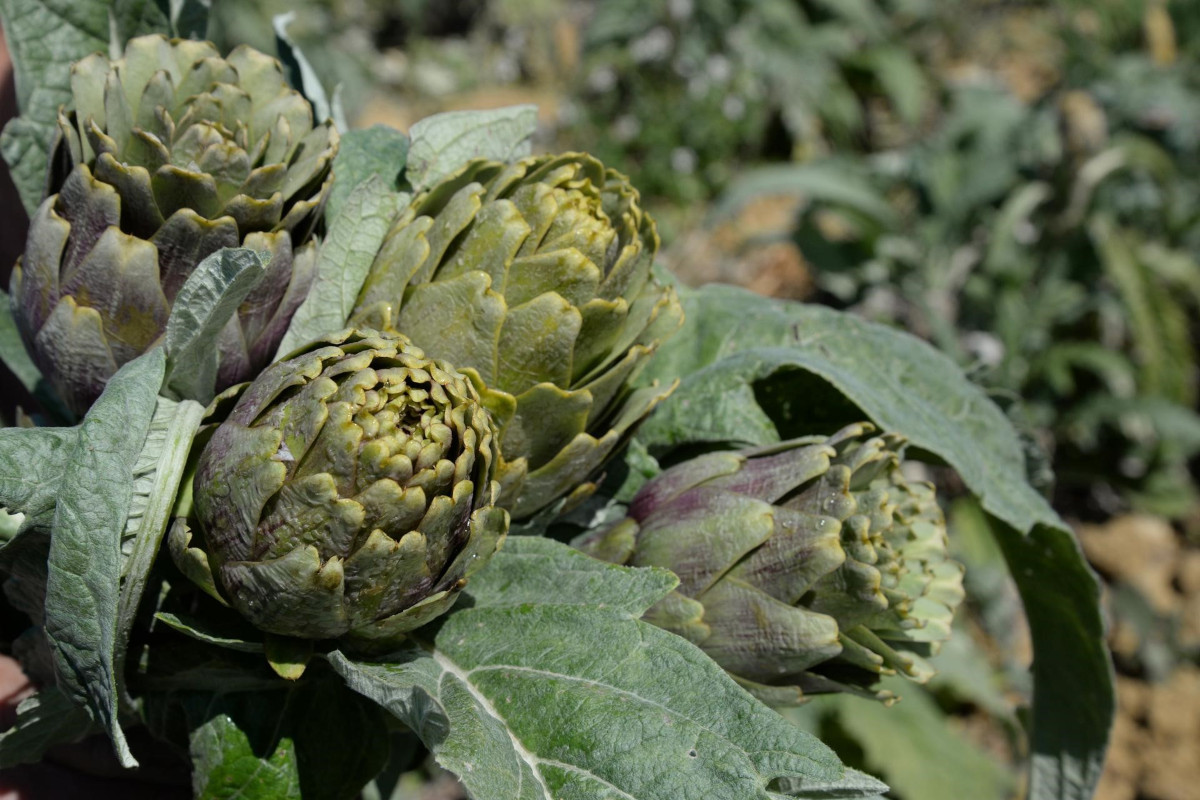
[352,152,684,520]
[172,328,508,645]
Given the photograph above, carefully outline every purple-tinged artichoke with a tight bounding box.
[575,423,965,704]
[10,35,338,416]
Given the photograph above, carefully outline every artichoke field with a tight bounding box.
[0,11,1113,800]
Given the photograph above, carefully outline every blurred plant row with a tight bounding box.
[709,0,1200,523]
[206,0,1200,525]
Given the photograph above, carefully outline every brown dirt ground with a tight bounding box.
[1078,516,1200,800]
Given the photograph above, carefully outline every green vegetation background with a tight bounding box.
[33,1,1194,798]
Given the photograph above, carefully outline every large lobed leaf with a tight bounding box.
[330,537,883,800]
[323,125,411,223]
[42,346,165,768]
[633,284,1113,800]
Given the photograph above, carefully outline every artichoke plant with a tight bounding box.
[352,153,683,520]
[10,34,338,416]
[170,328,508,644]
[575,423,965,704]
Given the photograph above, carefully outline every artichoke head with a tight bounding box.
[172,329,508,645]
[10,35,338,416]
[575,423,966,704]
[352,153,683,520]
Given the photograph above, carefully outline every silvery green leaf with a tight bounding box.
[114,396,205,675]
[109,0,171,50]
[405,105,538,192]
[864,46,929,127]
[276,178,403,357]
[0,288,42,397]
[771,767,889,799]
[0,688,95,769]
[162,247,269,404]
[0,0,105,214]
[330,84,349,135]
[330,537,853,800]
[43,346,165,769]
[325,125,411,222]
[466,534,672,614]
[155,611,265,654]
[0,427,75,531]
[713,160,896,228]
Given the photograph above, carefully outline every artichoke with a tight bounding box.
[10,35,338,416]
[170,328,508,644]
[352,153,683,520]
[574,423,965,704]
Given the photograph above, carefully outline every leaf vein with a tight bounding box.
[433,650,551,800]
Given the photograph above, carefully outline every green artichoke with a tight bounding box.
[170,329,508,644]
[10,35,338,416]
[575,423,965,704]
[351,153,683,520]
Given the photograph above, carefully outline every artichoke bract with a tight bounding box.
[574,423,965,705]
[352,153,684,520]
[10,35,338,416]
[171,329,508,644]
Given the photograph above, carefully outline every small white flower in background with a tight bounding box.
[631,27,673,63]
[588,66,617,92]
[722,94,746,121]
[668,0,694,21]
[962,331,1005,368]
[1014,219,1040,245]
[671,147,698,174]
[613,115,642,142]
[706,54,732,83]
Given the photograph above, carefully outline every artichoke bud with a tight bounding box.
[10,35,338,416]
[351,153,684,520]
[173,329,509,645]
[574,423,966,705]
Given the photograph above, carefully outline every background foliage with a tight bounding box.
[3,0,1195,798]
